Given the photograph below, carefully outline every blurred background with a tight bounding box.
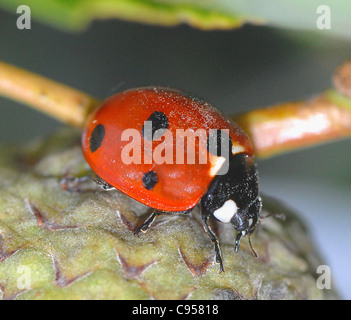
[0,7,351,299]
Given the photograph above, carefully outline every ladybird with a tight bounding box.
[82,87,262,272]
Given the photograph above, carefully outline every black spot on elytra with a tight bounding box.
[142,171,158,190]
[90,124,105,153]
[207,129,232,158]
[142,111,169,140]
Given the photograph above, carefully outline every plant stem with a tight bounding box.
[1,60,351,158]
[233,61,351,158]
[0,61,99,128]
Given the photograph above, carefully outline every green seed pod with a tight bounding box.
[0,130,339,300]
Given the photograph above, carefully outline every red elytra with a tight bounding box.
[82,87,252,212]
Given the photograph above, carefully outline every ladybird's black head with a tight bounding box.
[201,152,261,253]
[230,195,261,234]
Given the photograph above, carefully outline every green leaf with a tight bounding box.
[1,0,350,39]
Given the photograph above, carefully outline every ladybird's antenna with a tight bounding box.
[235,232,258,258]
[259,212,286,223]
[248,234,258,258]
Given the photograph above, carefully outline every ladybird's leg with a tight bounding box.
[201,207,224,273]
[134,209,192,236]
[93,177,115,191]
[134,210,163,235]
[60,174,115,192]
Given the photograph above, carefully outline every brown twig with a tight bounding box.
[233,61,351,158]
[1,60,351,158]
[333,59,351,99]
[0,61,99,128]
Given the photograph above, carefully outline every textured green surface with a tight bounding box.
[0,129,339,299]
[1,0,350,39]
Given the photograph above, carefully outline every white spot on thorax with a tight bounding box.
[213,199,238,223]
[232,144,245,155]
